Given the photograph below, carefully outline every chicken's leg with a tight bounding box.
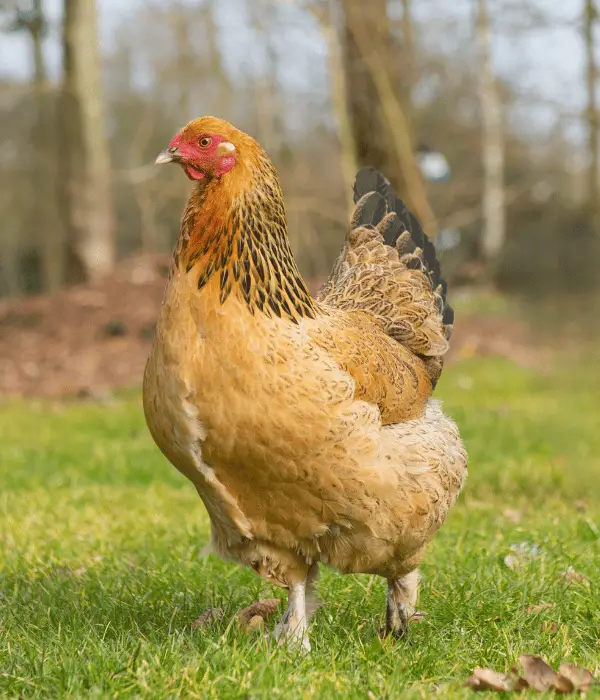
[274,579,311,652]
[305,561,321,623]
[384,570,420,638]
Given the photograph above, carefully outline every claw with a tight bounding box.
[273,619,311,652]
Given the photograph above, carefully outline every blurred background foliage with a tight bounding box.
[0,0,599,301]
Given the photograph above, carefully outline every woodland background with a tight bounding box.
[1,0,599,299]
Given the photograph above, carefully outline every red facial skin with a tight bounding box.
[168,132,237,181]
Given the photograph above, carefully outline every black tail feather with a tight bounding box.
[351,190,388,229]
[353,166,453,332]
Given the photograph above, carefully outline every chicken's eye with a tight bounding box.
[199,137,212,148]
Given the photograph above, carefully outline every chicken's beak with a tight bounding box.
[155,150,176,165]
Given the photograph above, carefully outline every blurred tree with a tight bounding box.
[250,0,285,156]
[584,0,599,226]
[4,0,62,292]
[475,0,505,267]
[342,0,437,235]
[57,0,115,284]
[1,0,598,299]
[399,0,415,110]
[306,0,357,214]
[167,0,193,119]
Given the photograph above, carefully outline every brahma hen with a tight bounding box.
[144,117,467,651]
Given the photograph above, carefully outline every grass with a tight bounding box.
[1,357,599,698]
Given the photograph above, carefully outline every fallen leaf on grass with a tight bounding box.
[560,567,590,588]
[191,607,223,631]
[527,601,556,614]
[541,621,558,634]
[503,508,523,524]
[465,656,595,694]
[236,598,280,630]
[558,663,594,694]
[464,667,524,692]
[245,615,266,632]
[519,655,573,693]
[574,500,588,513]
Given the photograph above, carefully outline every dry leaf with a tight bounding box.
[558,663,594,693]
[527,601,556,614]
[519,655,574,693]
[246,615,265,632]
[466,657,595,694]
[237,598,280,629]
[485,616,501,622]
[560,567,591,588]
[542,621,558,634]
[575,500,588,513]
[464,667,521,692]
[191,607,223,631]
[503,508,523,524]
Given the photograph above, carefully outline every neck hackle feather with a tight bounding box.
[173,118,316,324]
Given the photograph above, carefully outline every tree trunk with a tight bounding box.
[341,0,437,234]
[475,0,505,265]
[207,0,233,119]
[584,0,599,222]
[29,0,63,292]
[343,0,391,179]
[400,0,415,110]
[58,0,115,284]
[310,0,357,215]
[169,1,193,119]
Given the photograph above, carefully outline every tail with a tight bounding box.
[317,167,453,387]
[352,167,454,342]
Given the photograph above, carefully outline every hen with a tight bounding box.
[144,117,467,650]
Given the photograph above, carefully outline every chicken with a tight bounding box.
[144,116,468,650]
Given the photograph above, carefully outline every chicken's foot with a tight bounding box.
[384,570,420,639]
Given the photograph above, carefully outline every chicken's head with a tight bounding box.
[155,116,239,181]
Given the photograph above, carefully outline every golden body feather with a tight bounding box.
[143,117,467,646]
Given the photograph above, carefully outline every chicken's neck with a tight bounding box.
[174,162,317,323]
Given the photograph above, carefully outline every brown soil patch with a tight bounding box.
[0,254,548,398]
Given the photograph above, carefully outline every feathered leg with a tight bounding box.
[274,580,310,651]
[274,563,319,652]
[384,570,420,638]
[305,562,321,623]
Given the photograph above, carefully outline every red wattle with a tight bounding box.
[185,166,205,181]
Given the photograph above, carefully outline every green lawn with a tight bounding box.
[1,357,599,698]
